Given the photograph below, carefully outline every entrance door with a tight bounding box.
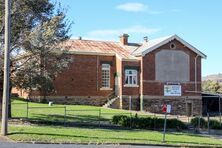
[187,103,192,116]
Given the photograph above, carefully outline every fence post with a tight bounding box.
[130,112,132,128]
[64,106,66,126]
[26,101,29,119]
[162,113,167,143]
[219,96,221,126]
[220,112,222,127]
[98,109,101,127]
[207,113,210,134]
[198,116,201,132]
[154,114,156,130]
[129,96,132,111]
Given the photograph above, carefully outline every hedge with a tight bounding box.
[190,117,206,128]
[112,114,187,130]
[191,117,222,129]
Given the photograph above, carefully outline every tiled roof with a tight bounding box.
[61,34,206,59]
[62,39,140,60]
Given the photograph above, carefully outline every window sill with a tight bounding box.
[100,87,113,90]
[124,84,139,87]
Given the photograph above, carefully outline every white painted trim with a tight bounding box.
[142,80,201,84]
[142,95,202,100]
[140,35,207,59]
[121,58,139,62]
[124,84,139,87]
[100,87,113,90]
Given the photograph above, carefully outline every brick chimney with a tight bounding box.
[143,36,148,43]
[120,34,129,45]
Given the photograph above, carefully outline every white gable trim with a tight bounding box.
[141,35,207,59]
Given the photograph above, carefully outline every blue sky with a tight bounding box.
[59,0,222,76]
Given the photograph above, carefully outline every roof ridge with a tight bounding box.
[69,38,142,46]
[69,38,119,44]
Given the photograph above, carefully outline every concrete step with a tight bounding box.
[103,97,119,108]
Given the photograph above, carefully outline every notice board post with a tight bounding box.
[162,104,171,143]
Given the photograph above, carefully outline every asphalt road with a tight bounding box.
[0,142,172,148]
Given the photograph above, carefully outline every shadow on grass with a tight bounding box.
[11,114,213,136]
[29,113,110,122]
[8,131,159,143]
[8,131,221,146]
[12,113,120,129]
[11,114,217,143]
[169,131,207,138]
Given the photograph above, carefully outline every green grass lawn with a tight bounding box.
[9,99,222,146]
[7,124,222,146]
[11,99,134,124]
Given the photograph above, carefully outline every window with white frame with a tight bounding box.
[125,69,137,85]
[101,64,110,88]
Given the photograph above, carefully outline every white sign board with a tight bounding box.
[164,85,181,96]
[166,105,171,113]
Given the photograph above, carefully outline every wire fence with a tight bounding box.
[11,101,222,132]
[11,101,132,127]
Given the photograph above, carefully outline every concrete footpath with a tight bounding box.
[0,142,171,148]
[200,130,222,140]
[0,135,13,142]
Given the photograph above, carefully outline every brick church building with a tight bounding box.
[13,34,206,116]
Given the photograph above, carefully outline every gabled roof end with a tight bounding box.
[133,34,206,59]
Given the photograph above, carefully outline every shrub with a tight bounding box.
[210,119,221,129]
[191,117,206,128]
[168,118,187,129]
[112,115,187,130]
[112,115,127,124]
[191,117,222,129]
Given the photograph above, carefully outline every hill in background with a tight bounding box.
[203,73,222,82]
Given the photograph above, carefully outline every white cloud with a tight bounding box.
[83,25,160,41]
[116,2,147,12]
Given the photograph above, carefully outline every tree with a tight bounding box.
[0,1,72,109]
[202,80,222,94]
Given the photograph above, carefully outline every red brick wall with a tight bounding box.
[142,39,202,96]
[52,54,116,97]
[122,60,140,96]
